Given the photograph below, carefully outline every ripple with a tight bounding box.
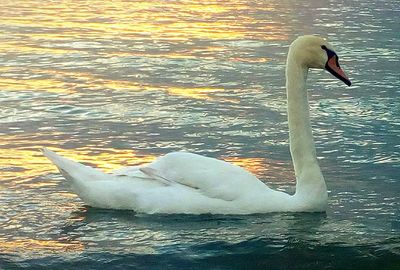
[1,0,399,268]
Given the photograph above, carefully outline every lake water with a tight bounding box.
[0,0,399,269]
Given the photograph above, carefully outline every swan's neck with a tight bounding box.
[286,55,327,209]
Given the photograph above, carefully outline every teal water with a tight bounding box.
[0,0,399,269]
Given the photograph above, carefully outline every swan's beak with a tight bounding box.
[325,55,351,86]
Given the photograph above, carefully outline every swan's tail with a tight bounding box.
[42,147,142,210]
[41,147,109,183]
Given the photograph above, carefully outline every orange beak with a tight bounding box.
[326,55,351,86]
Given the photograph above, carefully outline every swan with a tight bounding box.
[42,35,351,214]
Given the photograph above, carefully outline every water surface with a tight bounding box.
[0,0,399,269]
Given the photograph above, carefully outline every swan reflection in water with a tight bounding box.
[59,206,329,252]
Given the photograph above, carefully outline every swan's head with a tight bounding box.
[289,35,351,86]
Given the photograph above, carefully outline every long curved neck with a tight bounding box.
[285,53,327,208]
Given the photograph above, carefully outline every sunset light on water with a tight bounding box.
[0,0,399,269]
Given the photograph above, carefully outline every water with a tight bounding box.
[0,0,399,269]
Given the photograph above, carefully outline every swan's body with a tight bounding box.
[43,35,351,214]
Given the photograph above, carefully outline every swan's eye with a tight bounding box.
[321,45,336,59]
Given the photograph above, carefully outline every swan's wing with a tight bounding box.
[43,148,269,207]
[112,166,141,176]
[140,152,268,201]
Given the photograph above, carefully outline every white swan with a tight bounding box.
[42,35,351,214]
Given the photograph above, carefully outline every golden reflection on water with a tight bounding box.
[0,67,225,99]
[108,49,270,63]
[0,0,287,99]
[223,156,269,176]
[0,134,157,182]
[223,156,293,182]
[0,77,71,94]
[1,0,284,41]
[0,42,73,55]
[167,86,224,100]
[0,238,85,254]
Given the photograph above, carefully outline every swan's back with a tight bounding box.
[143,152,270,201]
